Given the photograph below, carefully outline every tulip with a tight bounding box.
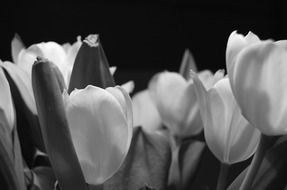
[191,73,260,164]
[0,64,15,130]
[132,89,162,132]
[148,70,221,138]
[63,85,133,185]
[226,31,287,135]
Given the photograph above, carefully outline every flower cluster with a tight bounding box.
[0,31,286,190]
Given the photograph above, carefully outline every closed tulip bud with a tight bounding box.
[191,73,260,164]
[132,89,162,132]
[148,70,220,137]
[63,85,133,184]
[227,31,287,135]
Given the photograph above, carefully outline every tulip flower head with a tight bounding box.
[192,72,260,164]
[148,70,218,138]
[227,31,287,135]
[63,85,133,184]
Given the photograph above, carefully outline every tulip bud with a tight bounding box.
[132,89,162,132]
[191,74,260,164]
[149,72,200,137]
[227,31,287,135]
[64,85,133,184]
[68,34,115,93]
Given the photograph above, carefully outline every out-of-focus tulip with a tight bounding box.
[63,85,133,185]
[0,65,15,130]
[148,70,220,137]
[226,31,287,135]
[192,73,260,164]
[132,89,162,132]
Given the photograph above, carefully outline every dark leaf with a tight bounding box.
[68,34,115,93]
[32,57,87,190]
[104,127,171,190]
[178,139,205,189]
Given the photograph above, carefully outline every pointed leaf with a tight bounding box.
[3,67,45,166]
[104,127,171,190]
[68,34,115,93]
[179,49,197,80]
[32,57,87,190]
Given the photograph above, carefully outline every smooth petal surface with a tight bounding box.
[226,31,260,93]
[120,80,135,94]
[149,72,202,137]
[233,41,287,135]
[65,86,132,184]
[0,66,15,130]
[1,61,36,115]
[192,75,260,164]
[179,49,197,80]
[132,90,162,132]
[11,34,25,64]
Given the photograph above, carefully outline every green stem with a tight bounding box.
[216,163,229,190]
[240,134,276,190]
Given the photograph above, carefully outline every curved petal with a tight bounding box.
[0,66,15,130]
[234,41,287,135]
[11,34,25,64]
[132,90,162,132]
[120,80,134,94]
[65,85,131,184]
[1,61,37,114]
[149,72,201,136]
[109,66,117,76]
[226,31,260,94]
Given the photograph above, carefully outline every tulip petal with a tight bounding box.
[1,61,37,114]
[179,49,197,80]
[0,66,15,131]
[66,86,131,185]
[132,90,162,132]
[226,31,260,94]
[109,66,117,76]
[234,41,287,135]
[11,34,25,64]
[149,72,201,136]
[120,80,135,94]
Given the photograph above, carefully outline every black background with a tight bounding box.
[1,0,286,92]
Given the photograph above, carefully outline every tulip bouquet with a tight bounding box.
[0,31,287,190]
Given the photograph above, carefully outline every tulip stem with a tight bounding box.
[216,163,229,190]
[240,134,276,190]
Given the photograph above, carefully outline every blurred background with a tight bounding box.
[1,1,286,92]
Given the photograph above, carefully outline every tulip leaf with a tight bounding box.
[178,139,205,189]
[0,108,26,190]
[227,167,248,190]
[32,57,87,190]
[179,49,197,80]
[104,127,171,190]
[68,34,115,93]
[251,136,287,189]
[3,68,44,166]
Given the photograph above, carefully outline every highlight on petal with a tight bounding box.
[233,41,287,135]
[120,80,135,94]
[11,33,25,64]
[0,65,15,130]
[226,31,260,87]
[149,72,202,137]
[65,85,132,184]
[192,75,260,164]
[132,89,162,132]
[1,61,37,114]
[109,66,117,76]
